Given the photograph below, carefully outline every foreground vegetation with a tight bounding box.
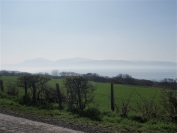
[0,75,177,132]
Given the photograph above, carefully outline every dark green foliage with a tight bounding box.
[130,116,147,123]
[84,73,109,82]
[36,100,54,110]
[103,110,113,117]
[112,74,136,85]
[115,90,134,118]
[17,74,51,103]
[68,107,102,121]
[35,75,51,101]
[0,91,8,99]
[84,107,102,121]
[0,80,4,92]
[19,94,32,105]
[17,74,32,95]
[135,92,159,120]
[63,76,95,110]
[159,78,177,90]
[44,86,58,103]
[6,83,19,97]
[161,89,177,121]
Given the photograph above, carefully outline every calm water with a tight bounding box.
[9,67,177,81]
[64,68,177,81]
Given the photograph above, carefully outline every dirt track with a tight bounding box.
[0,113,84,133]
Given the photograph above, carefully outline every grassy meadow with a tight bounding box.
[0,76,176,132]
[48,78,162,114]
[1,76,161,112]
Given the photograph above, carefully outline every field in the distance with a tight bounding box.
[1,76,161,112]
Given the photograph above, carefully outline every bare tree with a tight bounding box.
[51,70,59,77]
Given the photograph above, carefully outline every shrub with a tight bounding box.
[135,93,159,120]
[44,87,59,103]
[0,91,8,99]
[160,89,177,121]
[84,107,102,121]
[37,100,54,110]
[63,76,95,110]
[6,83,19,97]
[115,90,134,118]
[19,94,32,105]
[0,80,4,92]
[68,107,102,121]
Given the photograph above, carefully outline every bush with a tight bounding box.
[68,107,102,121]
[6,83,19,97]
[84,107,102,121]
[63,76,95,110]
[0,80,4,92]
[135,93,159,120]
[44,87,59,103]
[37,100,54,110]
[115,90,134,118]
[0,91,8,99]
[19,94,32,105]
[160,89,177,121]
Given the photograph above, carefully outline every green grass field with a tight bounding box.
[93,82,161,111]
[49,78,162,115]
[1,76,161,112]
[0,76,176,132]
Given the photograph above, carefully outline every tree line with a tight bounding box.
[0,73,95,110]
[0,70,176,90]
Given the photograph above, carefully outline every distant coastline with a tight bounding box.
[1,58,177,81]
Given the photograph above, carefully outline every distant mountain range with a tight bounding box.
[1,57,177,70]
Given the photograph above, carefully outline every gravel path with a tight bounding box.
[0,113,84,133]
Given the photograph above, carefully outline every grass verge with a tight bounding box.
[0,95,176,133]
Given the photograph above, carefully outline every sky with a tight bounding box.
[0,0,176,65]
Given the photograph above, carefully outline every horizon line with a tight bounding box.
[1,57,177,65]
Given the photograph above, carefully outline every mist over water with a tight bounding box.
[59,68,177,81]
[5,67,177,81]
[2,57,177,81]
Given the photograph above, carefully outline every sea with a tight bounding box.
[9,67,177,81]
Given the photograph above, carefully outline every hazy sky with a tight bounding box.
[1,0,176,65]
